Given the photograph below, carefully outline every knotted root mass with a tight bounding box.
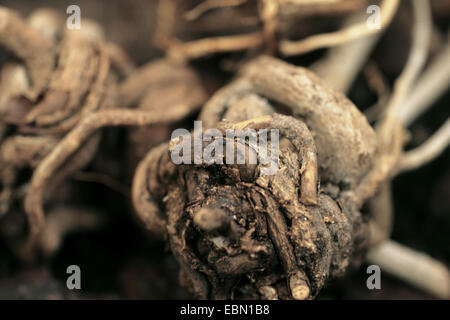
[154,0,367,62]
[0,7,122,255]
[132,56,376,299]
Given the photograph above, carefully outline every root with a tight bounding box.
[367,240,450,299]
[396,118,450,174]
[239,56,377,187]
[311,12,382,93]
[184,0,249,21]
[355,0,432,205]
[24,106,197,249]
[134,102,371,299]
[279,0,400,56]
[0,6,56,101]
[167,32,265,63]
[400,35,450,126]
[21,25,111,134]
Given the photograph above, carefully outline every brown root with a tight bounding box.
[133,106,370,298]
[0,6,56,101]
[200,55,377,188]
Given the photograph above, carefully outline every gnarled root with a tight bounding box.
[132,114,369,299]
[0,8,120,256]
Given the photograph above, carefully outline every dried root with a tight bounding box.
[154,0,368,62]
[1,0,446,301]
[354,0,432,205]
[0,7,120,255]
[22,58,207,253]
[120,58,208,174]
[279,0,400,56]
[200,56,377,187]
[396,118,450,174]
[0,7,56,101]
[367,240,450,299]
[131,56,376,299]
[0,135,58,217]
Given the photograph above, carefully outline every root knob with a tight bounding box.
[193,206,230,233]
[289,272,310,300]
